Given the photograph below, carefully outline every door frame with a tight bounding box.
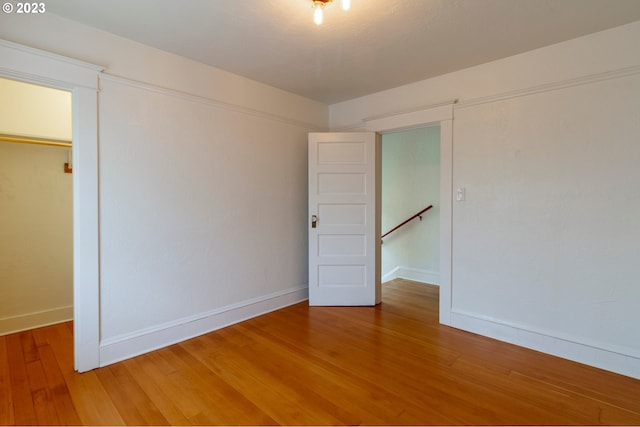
[0,39,103,371]
[362,102,454,325]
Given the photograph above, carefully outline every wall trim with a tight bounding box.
[99,285,309,367]
[364,100,456,133]
[331,100,457,133]
[0,39,103,73]
[382,266,401,283]
[331,122,367,132]
[363,99,458,123]
[382,266,440,286]
[0,39,103,90]
[99,73,325,132]
[450,309,640,380]
[455,64,640,110]
[0,305,73,336]
[333,64,640,132]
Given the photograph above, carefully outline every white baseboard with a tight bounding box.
[450,309,640,380]
[0,305,73,336]
[381,266,400,283]
[99,285,309,367]
[382,266,440,286]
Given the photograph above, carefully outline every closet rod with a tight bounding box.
[0,133,72,148]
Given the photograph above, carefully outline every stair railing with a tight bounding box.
[381,205,433,243]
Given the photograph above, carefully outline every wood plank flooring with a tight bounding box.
[2,279,640,425]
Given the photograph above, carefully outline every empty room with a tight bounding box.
[1,0,640,425]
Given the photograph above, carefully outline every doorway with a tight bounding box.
[364,104,454,326]
[308,118,452,324]
[0,77,73,335]
[381,126,441,287]
[1,39,103,371]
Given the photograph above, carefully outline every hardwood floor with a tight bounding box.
[2,279,640,425]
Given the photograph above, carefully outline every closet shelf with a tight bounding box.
[0,133,71,148]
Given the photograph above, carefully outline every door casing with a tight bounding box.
[356,102,454,325]
[0,39,103,371]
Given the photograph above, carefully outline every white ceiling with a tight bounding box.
[47,0,640,104]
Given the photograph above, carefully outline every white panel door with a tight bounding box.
[308,132,381,306]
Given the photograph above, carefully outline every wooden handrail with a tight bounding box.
[381,205,433,240]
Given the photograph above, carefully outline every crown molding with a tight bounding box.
[99,73,326,131]
[456,64,640,110]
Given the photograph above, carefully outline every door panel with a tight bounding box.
[308,132,381,306]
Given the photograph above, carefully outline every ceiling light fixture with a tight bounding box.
[312,0,350,25]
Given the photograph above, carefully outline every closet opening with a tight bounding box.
[0,77,74,337]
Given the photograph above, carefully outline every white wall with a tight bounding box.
[330,21,640,379]
[0,77,72,140]
[0,142,73,334]
[97,76,311,345]
[452,73,640,360]
[381,126,440,284]
[0,12,327,365]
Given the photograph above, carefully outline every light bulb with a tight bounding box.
[313,5,323,25]
[342,0,350,10]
